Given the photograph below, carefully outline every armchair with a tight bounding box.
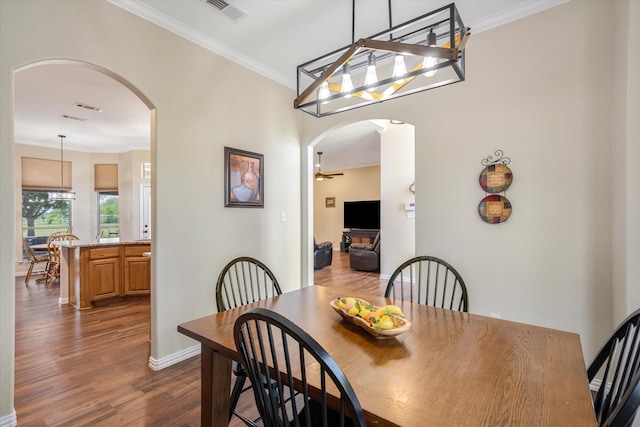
[349,231,380,272]
[314,239,333,270]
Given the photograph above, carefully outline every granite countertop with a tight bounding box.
[55,238,151,248]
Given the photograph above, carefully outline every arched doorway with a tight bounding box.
[308,119,416,282]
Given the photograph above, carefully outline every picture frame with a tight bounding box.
[325,197,336,208]
[224,146,264,208]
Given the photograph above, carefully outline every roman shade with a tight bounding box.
[94,164,118,191]
[21,157,72,190]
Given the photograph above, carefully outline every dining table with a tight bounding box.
[177,285,597,427]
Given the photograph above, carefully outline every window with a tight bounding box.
[22,190,71,237]
[98,192,119,237]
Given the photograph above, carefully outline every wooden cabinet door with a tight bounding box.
[123,256,150,295]
[88,257,120,301]
[123,245,150,296]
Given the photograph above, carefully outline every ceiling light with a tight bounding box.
[294,2,470,118]
[422,29,438,78]
[341,64,354,98]
[48,135,76,201]
[392,54,407,83]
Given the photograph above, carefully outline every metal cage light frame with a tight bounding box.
[294,2,470,118]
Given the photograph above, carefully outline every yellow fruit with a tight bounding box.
[377,315,394,330]
[359,308,371,320]
[385,304,404,317]
[336,298,346,309]
[344,297,356,304]
[348,306,359,316]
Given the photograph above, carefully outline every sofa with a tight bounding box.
[349,231,380,272]
[314,239,333,270]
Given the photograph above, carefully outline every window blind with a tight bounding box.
[21,157,72,190]
[94,164,118,191]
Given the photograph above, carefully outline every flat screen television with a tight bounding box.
[344,200,380,230]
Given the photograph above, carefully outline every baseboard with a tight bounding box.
[148,344,200,371]
[59,297,69,305]
[0,409,17,427]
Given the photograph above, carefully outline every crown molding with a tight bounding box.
[107,0,294,89]
[109,0,569,90]
[470,0,570,34]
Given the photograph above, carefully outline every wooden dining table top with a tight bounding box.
[178,285,596,427]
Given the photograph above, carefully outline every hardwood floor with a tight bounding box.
[14,251,383,426]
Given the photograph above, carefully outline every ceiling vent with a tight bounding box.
[61,114,87,122]
[74,102,103,113]
[203,0,247,22]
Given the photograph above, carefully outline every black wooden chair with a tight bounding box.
[385,255,469,312]
[588,308,640,427]
[234,307,367,427]
[215,257,283,426]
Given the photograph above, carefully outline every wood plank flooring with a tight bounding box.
[14,251,384,426]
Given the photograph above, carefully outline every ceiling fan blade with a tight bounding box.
[325,172,344,177]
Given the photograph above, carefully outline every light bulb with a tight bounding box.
[341,64,353,98]
[423,29,438,78]
[318,81,330,103]
[364,53,378,91]
[392,54,407,84]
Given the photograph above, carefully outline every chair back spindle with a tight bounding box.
[385,255,468,312]
[588,308,640,426]
[234,308,367,427]
[216,257,282,311]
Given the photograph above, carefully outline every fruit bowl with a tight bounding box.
[329,297,411,339]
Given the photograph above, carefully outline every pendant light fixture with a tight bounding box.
[48,134,76,201]
[294,2,470,118]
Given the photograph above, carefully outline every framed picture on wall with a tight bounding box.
[224,147,264,208]
[325,197,335,208]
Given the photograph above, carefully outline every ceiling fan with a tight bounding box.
[315,152,344,181]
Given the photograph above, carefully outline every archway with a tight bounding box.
[307,119,416,283]
[12,58,156,360]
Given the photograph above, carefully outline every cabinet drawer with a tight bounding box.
[89,247,120,260]
[123,245,150,257]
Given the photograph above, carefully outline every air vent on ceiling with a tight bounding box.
[204,0,247,22]
[74,102,103,112]
[61,114,87,121]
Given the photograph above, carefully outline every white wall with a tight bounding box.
[301,0,632,364]
[0,0,301,422]
[380,123,415,275]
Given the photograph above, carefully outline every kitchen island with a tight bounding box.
[56,238,151,310]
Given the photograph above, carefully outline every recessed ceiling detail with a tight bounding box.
[60,114,87,122]
[74,102,103,112]
[203,0,247,23]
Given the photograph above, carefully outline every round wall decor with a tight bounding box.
[478,195,512,224]
[479,163,513,193]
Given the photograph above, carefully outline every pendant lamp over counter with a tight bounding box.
[48,134,76,201]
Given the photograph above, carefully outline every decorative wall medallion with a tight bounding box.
[478,195,512,224]
[479,163,513,193]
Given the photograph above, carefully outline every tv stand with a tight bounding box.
[340,229,379,253]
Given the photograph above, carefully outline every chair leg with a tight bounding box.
[229,375,246,421]
[25,262,35,286]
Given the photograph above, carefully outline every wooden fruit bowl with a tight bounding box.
[329,298,411,339]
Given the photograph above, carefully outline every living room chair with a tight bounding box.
[45,232,79,286]
[314,238,333,270]
[215,257,283,426]
[349,231,380,272]
[588,307,640,427]
[234,307,367,427]
[22,237,50,286]
[385,255,469,312]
